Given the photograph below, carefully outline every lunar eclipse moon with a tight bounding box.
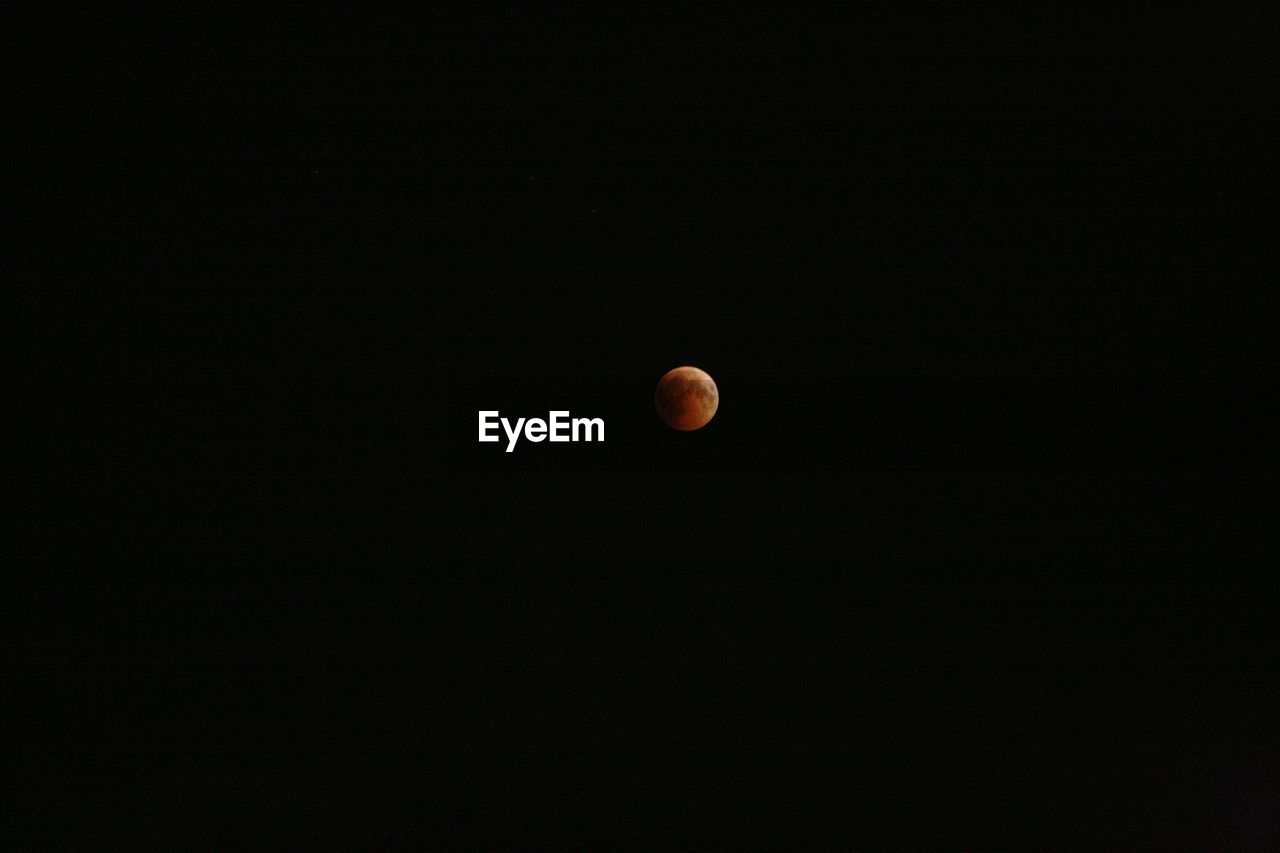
[655,366,719,431]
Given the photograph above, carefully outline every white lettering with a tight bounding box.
[479,411,603,450]
[573,417,604,442]
[478,411,499,442]
[502,417,525,452]
[548,411,570,442]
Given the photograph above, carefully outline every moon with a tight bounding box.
[655,366,719,431]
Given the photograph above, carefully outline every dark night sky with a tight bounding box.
[9,7,1277,847]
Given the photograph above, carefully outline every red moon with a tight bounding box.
[655,366,719,431]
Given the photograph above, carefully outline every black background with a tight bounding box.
[10,7,1277,847]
